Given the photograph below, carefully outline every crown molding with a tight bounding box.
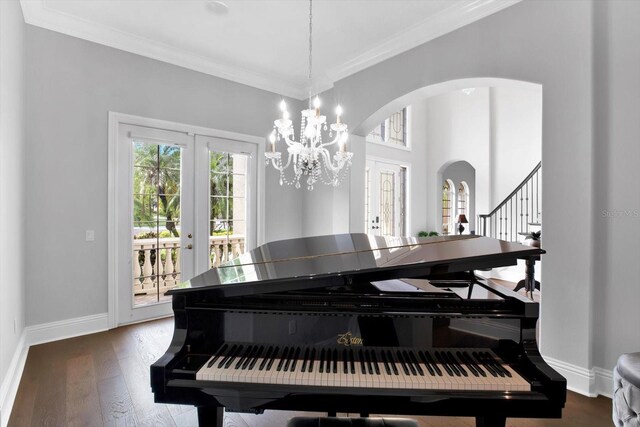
[326,0,522,84]
[20,0,308,99]
[20,0,520,101]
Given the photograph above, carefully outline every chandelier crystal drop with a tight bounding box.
[265,0,352,191]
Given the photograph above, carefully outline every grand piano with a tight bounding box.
[151,233,565,427]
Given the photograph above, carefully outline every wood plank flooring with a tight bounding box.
[9,317,612,427]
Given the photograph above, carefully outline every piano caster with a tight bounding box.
[475,415,506,427]
[197,406,224,427]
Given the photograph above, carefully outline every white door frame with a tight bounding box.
[108,112,265,328]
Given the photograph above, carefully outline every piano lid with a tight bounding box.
[168,233,544,297]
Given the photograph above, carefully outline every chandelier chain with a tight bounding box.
[308,0,313,98]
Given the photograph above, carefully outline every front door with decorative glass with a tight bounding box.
[114,122,258,326]
[365,159,406,237]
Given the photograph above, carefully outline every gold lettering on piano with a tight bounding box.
[337,332,363,346]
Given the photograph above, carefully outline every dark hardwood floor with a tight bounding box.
[9,317,612,427]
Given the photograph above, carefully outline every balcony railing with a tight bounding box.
[132,235,245,297]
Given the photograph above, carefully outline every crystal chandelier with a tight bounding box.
[265,0,352,191]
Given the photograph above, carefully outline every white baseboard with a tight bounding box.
[594,366,614,399]
[25,313,109,347]
[545,355,596,397]
[0,313,109,427]
[0,332,28,427]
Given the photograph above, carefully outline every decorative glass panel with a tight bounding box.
[380,171,395,236]
[399,167,407,236]
[366,108,407,146]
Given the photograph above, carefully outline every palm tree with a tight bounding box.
[133,143,181,237]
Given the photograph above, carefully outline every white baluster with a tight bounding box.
[174,244,181,283]
[142,245,153,291]
[164,243,175,286]
[157,243,166,292]
[133,248,143,294]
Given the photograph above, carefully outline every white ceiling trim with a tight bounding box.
[20,0,307,99]
[326,0,522,85]
[20,0,521,101]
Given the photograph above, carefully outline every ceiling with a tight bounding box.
[20,0,521,99]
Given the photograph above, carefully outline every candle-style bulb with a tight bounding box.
[269,132,276,143]
[335,105,343,117]
[283,110,290,120]
[279,99,287,112]
[313,96,321,109]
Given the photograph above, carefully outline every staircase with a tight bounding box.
[478,162,541,243]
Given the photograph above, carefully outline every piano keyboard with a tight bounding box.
[195,344,530,392]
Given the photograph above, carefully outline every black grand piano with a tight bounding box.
[151,233,565,427]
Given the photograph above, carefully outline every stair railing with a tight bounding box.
[478,162,541,242]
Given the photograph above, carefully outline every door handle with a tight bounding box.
[184,244,193,250]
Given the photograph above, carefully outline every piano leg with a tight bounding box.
[197,406,224,427]
[475,415,506,427]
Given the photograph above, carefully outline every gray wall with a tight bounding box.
[0,0,26,420]
[334,0,596,374]
[592,0,640,371]
[24,26,305,326]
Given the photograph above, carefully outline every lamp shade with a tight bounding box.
[457,214,468,224]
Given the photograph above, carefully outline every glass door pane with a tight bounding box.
[209,151,249,268]
[132,143,183,307]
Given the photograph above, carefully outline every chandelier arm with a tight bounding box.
[318,148,340,173]
[319,133,343,148]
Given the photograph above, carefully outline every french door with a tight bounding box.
[365,159,407,237]
[114,122,258,326]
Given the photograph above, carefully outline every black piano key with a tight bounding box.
[417,350,435,376]
[265,346,279,371]
[402,351,417,376]
[290,347,301,372]
[235,345,253,369]
[240,345,257,369]
[308,348,316,373]
[483,352,511,377]
[319,349,325,374]
[247,346,264,370]
[464,351,486,377]
[444,351,464,377]
[424,351,442,376]
[380,349,392,375]
[258,346,272,371]
[396,350,411,376]
[358,349,366,375]
[220,344,240,369]
[387,350,399,375]
[481,352,504,377]
[207,343,228,368]
[332,349,338,374]
[284,346,296,372]
[342,349,348,374]
[408,351,424,376]
[326,348,332,374]
[472,351,498,377]
[218,344,238,369]
[435,351,454,376]
[371,349,381,375]
[279,347,290,372]
[457,351,479,377]
[301,347,310,373]
[365,349,374,375]
[349,349,356,374]
[224,344,244,369]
